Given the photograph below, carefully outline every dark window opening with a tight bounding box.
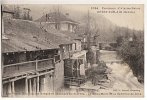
[3,53,19,65]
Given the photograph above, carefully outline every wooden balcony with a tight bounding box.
[2,55,60,79]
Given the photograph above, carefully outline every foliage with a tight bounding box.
[85,62,108,85]
[13,6,33,21]
[116,36,123,47]
[13,6,20,19]
[117,36,144,83]
[86,49,94,65]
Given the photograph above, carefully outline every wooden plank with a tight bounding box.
[8,82,12,96]
[29,79,32,94]
[25,78,28,94]
[2,67,54,84]
[37,76,39,94]
[2,75,27,84]
[33,78,36,94]
[27,70,54,79]
[3,58,54,68]
[11,81,15,95]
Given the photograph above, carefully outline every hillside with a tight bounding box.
[70,12,144,42]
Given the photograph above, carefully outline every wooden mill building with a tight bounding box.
[1,6,70,96]
[1,6,89,97]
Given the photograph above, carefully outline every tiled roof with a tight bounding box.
[2,40,26,53]
[60,30,83,40]
[2,33,59,53]
[3,19,74,53]
[35,12,78,24]
[35,23,82,41]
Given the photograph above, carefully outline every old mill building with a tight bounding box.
[1,6,88,97]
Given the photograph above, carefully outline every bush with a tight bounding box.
[85,62,108,85]
[117,39,144,83]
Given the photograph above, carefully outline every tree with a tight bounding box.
[82,11,100,65]
[22,8,32,20]
[85,62,109,85]
[116,35,123,47]
[117,33,144,83]
[14,6,20,19]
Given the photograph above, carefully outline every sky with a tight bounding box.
[8,4,144,30]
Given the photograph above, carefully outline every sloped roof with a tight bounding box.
[61,30,83,40]
[2,19,75,53]
[35,22,82,41]
[2,32,59,53]
[35,25,74,45]
[2,40,26,53]
[35,12,78,24]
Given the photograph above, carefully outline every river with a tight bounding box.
[77,50,144,97]
[99,50,143,90]
[60,50,144,97]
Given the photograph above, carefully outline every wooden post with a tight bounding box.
[42,76,45,92]
[25,78,28,95]
[77,59,79,78]
[29,79,32,95]
[8,82,12,97]
[33,78,36,94]
[35,60,38,71]
[12,81,15,96]
[50,74,53,92]
[37,76,40,94]
[2,17,4,34]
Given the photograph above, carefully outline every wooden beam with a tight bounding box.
[11,81,15,96]
[77,59,79,78]
[3,58,54,68]
[8,82,12,97]
[2,68,54,84]
[29,79,32,95]
[37,76,40,94]
[27,70,54,79]
[3,75,27,84]
[33,78,36,94]
[25,78,28,95]
[35,60,38,71]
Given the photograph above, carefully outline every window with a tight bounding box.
[3,53,19,65]
[69,44,72,51]
[75,43,77,50]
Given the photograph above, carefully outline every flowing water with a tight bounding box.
[60,50,144,97]
[99,50,143,93]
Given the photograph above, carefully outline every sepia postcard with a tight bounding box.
[1,4,144,97]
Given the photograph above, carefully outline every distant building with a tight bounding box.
[36,12,79,32]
